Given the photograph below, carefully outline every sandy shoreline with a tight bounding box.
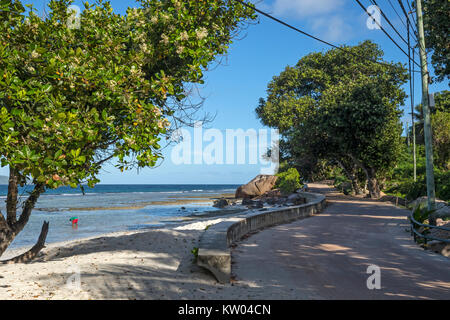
[0,205,264,300]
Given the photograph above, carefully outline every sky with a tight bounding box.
[1,0,448,184]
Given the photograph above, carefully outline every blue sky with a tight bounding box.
[1,0,448,184]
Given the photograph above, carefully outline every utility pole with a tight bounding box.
[406,121,410,146]
[415,0,436,217]
[407,18,417,181]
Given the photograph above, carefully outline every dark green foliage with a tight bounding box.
[385,170,450,201]
[435,170,450,201]
[412,205,435,224]
[385,145,427,181]
[333,175,352,195]
[387,94,450,201]
[276,168,302,194]
[0,0,256,189]
[191,247,199,259]
[409,90,450,170]
[421,0,450,83]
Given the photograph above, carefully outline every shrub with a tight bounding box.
[411,205,435,224]
[436,170,450,201]
[191,247,199,260]
[333,174,353,195]
[385,170,450,201]
[276,168,302,194]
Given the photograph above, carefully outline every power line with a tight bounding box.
[385,0,418,43]
[404,0,418,27]
[397,1,418,33]
[233,0,420,72]
[388,0,408,29]
[235,0,341,50]
[374,0,420,52]
[369,0,409,47]
[386,0,418,40]
[397,0,423,50]
[370,0,419,63]
[407,17,417,180]
[355,0,421,68]
[385,0,421,57]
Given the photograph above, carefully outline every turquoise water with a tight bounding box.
[0,184,239,249]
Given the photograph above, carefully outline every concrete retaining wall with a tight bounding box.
[197,192,326,283]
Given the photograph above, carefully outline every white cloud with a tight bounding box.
[264,0,354,42]
[271,0,345,18]
[311,16,354,42]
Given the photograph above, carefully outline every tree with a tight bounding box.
[410,90,449,169]
[318,75,406,198]
[431,90,450,170]
[0,0,255,261]
[257,41,408,198]
[333,156,365,195]
[432,110,450,170]
[421,0,450,84]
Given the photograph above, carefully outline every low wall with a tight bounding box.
[380,195,409,207]
[197,192,326,283]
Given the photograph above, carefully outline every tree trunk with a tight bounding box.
[366,168,381,199]
[6,167,18,225]
[351,177,363,195]
[0,218,15,258]
[1,221,49,264]
[0,177,47,262]
[336,159,362,195]
[346,154,380,199]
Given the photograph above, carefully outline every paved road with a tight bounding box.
[231,183,450,299]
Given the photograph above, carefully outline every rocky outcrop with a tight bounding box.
[253,189,284,205]
[235,175,278,199]
[435,205,450,219]
[241,198,264,209]
[408,196,450,220]
[246,190,306,207]
[213,198,230,208]
[427,242,450,257]
[429,219,450,241]
[286,193,307,206]
[234,177,308,208]
[408,196,448,211]
[427,219,450,257]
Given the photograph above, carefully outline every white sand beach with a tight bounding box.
[0,216,268,300]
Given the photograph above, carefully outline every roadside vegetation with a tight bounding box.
[275,167,302,195]
[256,42,449,206]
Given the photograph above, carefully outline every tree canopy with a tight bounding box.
[0,0,256,261]
[411,90,450,170]
[257,41,408,198]
[421,0,450,84]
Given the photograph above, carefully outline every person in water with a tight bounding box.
[70,216,79,227]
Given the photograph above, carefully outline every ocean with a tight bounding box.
[0,184,239,249]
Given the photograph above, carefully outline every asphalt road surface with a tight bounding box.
[231,183,450,299]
